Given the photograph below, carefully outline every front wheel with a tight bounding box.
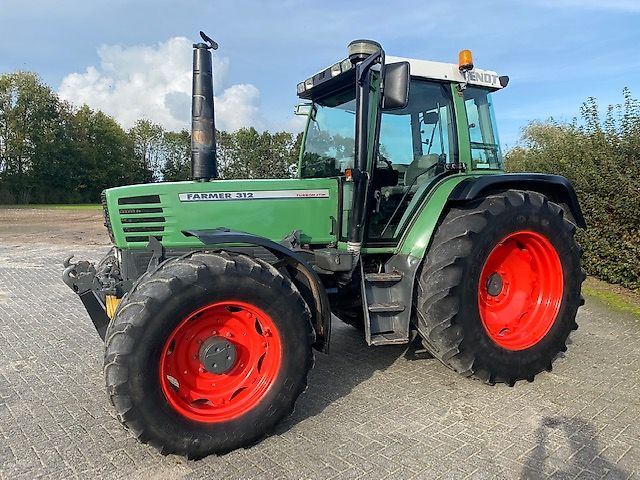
[416,189,584,385]
[103,251,314,458]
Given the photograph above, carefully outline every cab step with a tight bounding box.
[364,272,403,283]
[367,302,405,313]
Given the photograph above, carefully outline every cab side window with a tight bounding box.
[464,86,503,170]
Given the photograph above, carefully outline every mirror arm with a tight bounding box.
[357,50,384,85]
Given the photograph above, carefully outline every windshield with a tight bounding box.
[299,89,356,178]
[464,86,503,170]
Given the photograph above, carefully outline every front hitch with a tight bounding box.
[62,256,110,340]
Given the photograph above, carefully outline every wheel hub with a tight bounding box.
[486,272,504,296]
[477,230,564,351]
[159,301,282,423]
[199,336,237,374]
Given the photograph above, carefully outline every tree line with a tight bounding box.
[0,72,301,204]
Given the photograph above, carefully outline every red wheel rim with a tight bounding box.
[159,301,282,422]
[478,230,563,350]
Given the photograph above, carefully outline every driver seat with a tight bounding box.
[404,154,440,186]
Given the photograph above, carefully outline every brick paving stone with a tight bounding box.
[0,242,638,479]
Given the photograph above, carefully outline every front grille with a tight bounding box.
[121,216,165,224]
[101,191,116,243]
[123,226,165,233]
[118,195,161,205]
[125,235,163,243]
[116,195,166,244]
[119,207,163,215]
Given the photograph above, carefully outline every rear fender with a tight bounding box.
[448,173,586,228]
[184,229,331,353]
[397,173,585,260]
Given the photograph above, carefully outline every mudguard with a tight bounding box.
[449,173,586,228]
[184,229,331,353]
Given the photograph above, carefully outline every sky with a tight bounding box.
[1,0,638,148]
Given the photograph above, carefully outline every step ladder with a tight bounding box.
[361,263,412,346]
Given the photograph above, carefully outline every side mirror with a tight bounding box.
[294,103,312,116]
[382,62,410,110]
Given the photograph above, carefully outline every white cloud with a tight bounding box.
[215,84,264,132]
[58,37,263,132]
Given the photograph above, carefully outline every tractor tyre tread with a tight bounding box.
[104,250,314,458]
[416,189,583,386]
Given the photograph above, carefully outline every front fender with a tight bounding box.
[184,229,331,353]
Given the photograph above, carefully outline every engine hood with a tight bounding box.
[102,177,339,249]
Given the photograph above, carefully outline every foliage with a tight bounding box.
[129,119,165,181]
[69,106,144,202]
[0,72,302,203]
[218,128,301,180]
[505,88,640,290]
[0,72,68,203]
[0,72,151,203]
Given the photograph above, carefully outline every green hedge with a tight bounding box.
[505,88,639,290]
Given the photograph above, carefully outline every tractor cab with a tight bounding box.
[297,44,508,243]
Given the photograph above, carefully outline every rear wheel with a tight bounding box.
[416,190,584,385]
[104,251,314,458]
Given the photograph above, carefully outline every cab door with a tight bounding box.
[365,80,459,244]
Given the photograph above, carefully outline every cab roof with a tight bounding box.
[386,55,507,90]
[297,55,508,101]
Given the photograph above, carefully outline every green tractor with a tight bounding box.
[63,33,585,458]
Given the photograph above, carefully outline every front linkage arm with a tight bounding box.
[62,256,111,340]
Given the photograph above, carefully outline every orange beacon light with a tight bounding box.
[459,49,474,72]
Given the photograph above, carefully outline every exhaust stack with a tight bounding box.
[191,31,218,181]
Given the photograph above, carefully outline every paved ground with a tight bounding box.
[0,242,638,480]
